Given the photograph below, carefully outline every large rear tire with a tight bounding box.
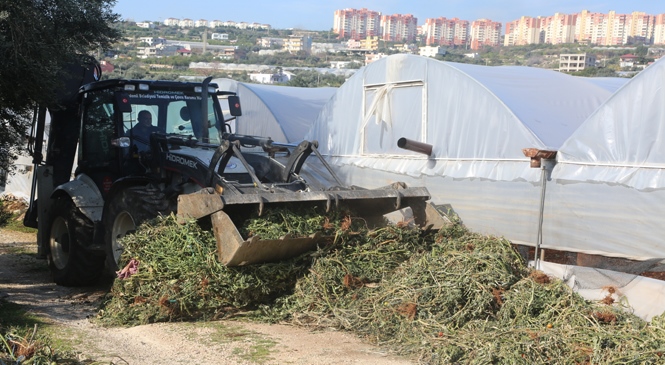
[103,185,174,275]
[47,196,105,286]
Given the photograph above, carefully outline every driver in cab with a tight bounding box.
[130,110,159,151]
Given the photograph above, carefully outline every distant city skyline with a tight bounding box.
[113,1,665,31]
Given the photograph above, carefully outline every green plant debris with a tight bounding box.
[239,205,361,239]
[98,214,313,326]
[97,211,665,364]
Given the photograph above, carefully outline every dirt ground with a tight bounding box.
[0,227,416,365]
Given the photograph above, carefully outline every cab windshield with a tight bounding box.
[122,90,225,144]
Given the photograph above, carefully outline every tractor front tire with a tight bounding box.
[103,185,174,275]
[47,196,105,286]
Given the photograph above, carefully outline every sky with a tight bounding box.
[113,0,665,31]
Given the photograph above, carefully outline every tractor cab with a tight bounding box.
[76,79,240,197]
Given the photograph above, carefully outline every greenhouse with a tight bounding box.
[303,54,627,252]
[547,57,665,260]
[213,78,337,143]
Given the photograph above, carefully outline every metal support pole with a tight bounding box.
[533,166,546,269]
[522,148,557,270]
[533,158,555,270]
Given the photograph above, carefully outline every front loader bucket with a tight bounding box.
[210,210,326,265]
[177,183,449,266]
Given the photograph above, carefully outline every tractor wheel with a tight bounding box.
[47,196,105,286]
[103,185,174,275]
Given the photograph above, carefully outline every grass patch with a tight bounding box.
[185,322,277,363]
[0,300,43,328]
[234,337,276,364]
[0,300,95,364]
[40,326,79,354]
[2,215,37,234]
[183,321,252,343]
[0,198,35,233]
[2,245,35,256]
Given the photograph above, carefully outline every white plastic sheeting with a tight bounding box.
[303,54,625,249]
[213,78,336,143]
[0,155,33,202]
[2,117,50,202]
[306,54,623,182]
[557,58,665,191]
[544,58,665,260]
[539,261,665,321]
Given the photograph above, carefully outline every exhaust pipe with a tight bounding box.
[397,137,433,156]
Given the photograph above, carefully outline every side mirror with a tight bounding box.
[228,95,242,116]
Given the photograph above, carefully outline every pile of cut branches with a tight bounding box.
[239,205,357,239]
[99,214,309,326]
[98,210,665,364]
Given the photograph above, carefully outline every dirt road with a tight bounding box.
[0,228,416,364]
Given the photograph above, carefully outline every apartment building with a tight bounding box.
[139,37,167,46]
[619,54,638,68]
[161,18,271,30]
[575,10,602,44]
[137,44,186,58]
[419,46,446,58]
[365,53,388,65]
[559,53,596,72]
[504,10,661,46]
[423,17,469,46]
[258,37,285,48]
[234,22,270,30]
[359,36,379,50]
[393,43,418,53]
[283,35,312,53]
[334,8,417,42]
[163,18,179,26]
[211,33,229,41]
[334,8,499,48]
[627,12,655,43]
[594,11,625,45]
[470,19,502,50]
[136,22,154,29]
[542,13,576,44]
[249,70,293,84]
[380,14,418,42]
[178,18,194,28]
[504,16,542,46]
[333,8,381,40]
[655,15,665,45]
[504,14,576,46]
[236,22,250,29]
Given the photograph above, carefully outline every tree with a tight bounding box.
[569,67,619,77]
[287,70,347,88]
[634,45,648,57]
[0,0,120,173]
